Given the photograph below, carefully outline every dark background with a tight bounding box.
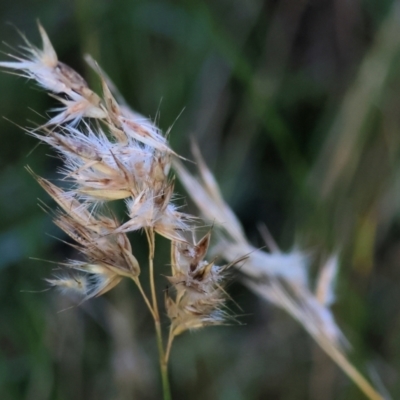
[1,0,400,399]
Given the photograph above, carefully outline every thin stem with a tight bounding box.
[146,228,158,318]
[165,326,175,364]
[146,228,172,400]
[315,337,384,400]
[155,319,172,400]
[131,276,156,320]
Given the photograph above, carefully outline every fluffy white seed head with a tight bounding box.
[1,24,196,302]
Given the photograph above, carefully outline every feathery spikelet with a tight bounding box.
[1,24,192,301]
[30,170,140,298]
[174,146,347,347]
[46,266,122,301]
[0,23,103,117]
[174,145,386,400]
[165,232,232,336]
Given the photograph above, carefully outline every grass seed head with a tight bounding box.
[166,233,233,336]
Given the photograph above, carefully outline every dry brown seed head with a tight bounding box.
[165,286,228,336]
[54,209,140,278]
[31,174,94,228]
[48,263,124,299]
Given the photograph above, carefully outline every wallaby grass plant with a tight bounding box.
[0,20,393,400]
[0,23,245,400]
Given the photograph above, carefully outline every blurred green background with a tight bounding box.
[1,0,400,399]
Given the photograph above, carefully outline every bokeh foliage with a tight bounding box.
[1,0,400,399]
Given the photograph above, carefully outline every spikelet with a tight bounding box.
[46,266,122,301]
[0,22,173,154]
[174,145,386,400]
[31,171,140,299]
[165,232,233,336]
[0,24,197,305]
[174,146,348,345]
[0,23,103,116]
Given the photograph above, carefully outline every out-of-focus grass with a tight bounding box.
[1,0,400,399]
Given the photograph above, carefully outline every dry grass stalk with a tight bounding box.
[174,145,385,400]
